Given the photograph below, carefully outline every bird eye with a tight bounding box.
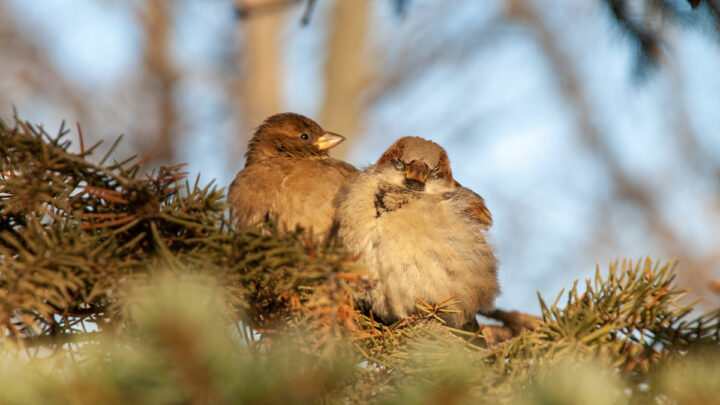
[300,133,310,140]
[394,160,405,171]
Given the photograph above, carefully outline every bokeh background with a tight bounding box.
[1,0,719,313]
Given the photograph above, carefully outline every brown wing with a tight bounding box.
[465,198,492,228]
[453,181,492,228]
[227,162,283,226]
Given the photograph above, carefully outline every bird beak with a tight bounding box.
[314,132,345,150]
[405,161,429,184]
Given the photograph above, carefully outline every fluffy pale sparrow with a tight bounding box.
[334,136,498,328]
[228,113,357,238]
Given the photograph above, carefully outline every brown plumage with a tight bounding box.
[228,113,357,238]
[334,136,498,328]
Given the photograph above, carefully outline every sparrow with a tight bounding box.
[228,113,358,238]
[334,136,498,328]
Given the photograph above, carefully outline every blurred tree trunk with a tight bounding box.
[234,0,284,147]
[320,0,370,160]
[137,0,179,165]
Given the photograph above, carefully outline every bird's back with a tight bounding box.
[229,156,357,237]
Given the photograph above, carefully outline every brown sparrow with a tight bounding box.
[228,113,357,237]
[334,136,498,328]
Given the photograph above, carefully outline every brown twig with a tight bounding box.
[300,0,317,25]
[235,0,301,19]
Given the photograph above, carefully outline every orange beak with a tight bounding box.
[314,132,345,150]
[405,161,428,184]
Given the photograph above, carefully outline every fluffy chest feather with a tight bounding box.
[336,172,498,326]
[339,174,479,253]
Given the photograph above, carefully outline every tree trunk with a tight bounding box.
[320,0,370,160]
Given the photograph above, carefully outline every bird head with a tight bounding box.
[245,113,345,164]
[374,136,455,193]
